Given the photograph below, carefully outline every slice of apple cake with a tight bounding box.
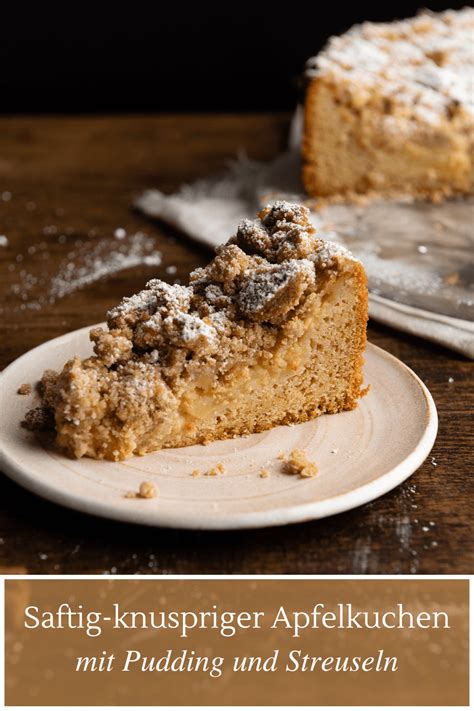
[29,201,368,460]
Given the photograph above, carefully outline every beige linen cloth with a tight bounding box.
[135,127,474,359]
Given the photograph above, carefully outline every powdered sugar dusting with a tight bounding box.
[313,240,354,267]
[176,312,217,345]
[49,233,162,301]
[5,231,162,312]
[358,249,443,296]
[306,8,474,124]
[238,259,315,316]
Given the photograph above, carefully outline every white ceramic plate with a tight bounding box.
[0,325,437,530]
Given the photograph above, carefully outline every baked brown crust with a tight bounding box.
[28,201,368,460]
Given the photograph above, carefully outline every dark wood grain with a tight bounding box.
[0,114,472,575]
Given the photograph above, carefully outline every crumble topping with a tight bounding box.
[306,8,474,128]
[173,312,218,350]
[237,259,315,323]
[88,201,356,366]
[22,406,54,431]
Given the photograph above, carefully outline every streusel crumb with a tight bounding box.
[207,462,225,476]
[22,406,54,431]
[126,481,157,499]
[17,383,32,395]
[259,468,270,479]
[139,481,157,498]
[284,449,318,478]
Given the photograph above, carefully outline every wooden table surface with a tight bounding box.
[0,114,472,575]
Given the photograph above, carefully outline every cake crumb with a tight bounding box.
[259,468,270,479]
[17,383,32,395]
[125,481,157,499]
[331,448,339,454]
[139,481,157,498]
[191,469,201,478]
[284,449,318,478]
[22,405,54,431]
[207,462,225,477]
[444,272,460,286]
[277,451,286,460]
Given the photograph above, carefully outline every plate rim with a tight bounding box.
[0,327,438,530]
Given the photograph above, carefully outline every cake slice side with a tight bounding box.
[31,202,368,460]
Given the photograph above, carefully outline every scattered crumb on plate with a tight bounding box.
[283,449,318,478]
[125,481,157,499]
[443,272,459,285]
[17,383,32,395]
[207,462,225,476]
[259,468,270,479]
[22,405,53,431]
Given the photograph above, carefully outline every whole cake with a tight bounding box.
[302,8,474,202]
[27,202,368,460]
